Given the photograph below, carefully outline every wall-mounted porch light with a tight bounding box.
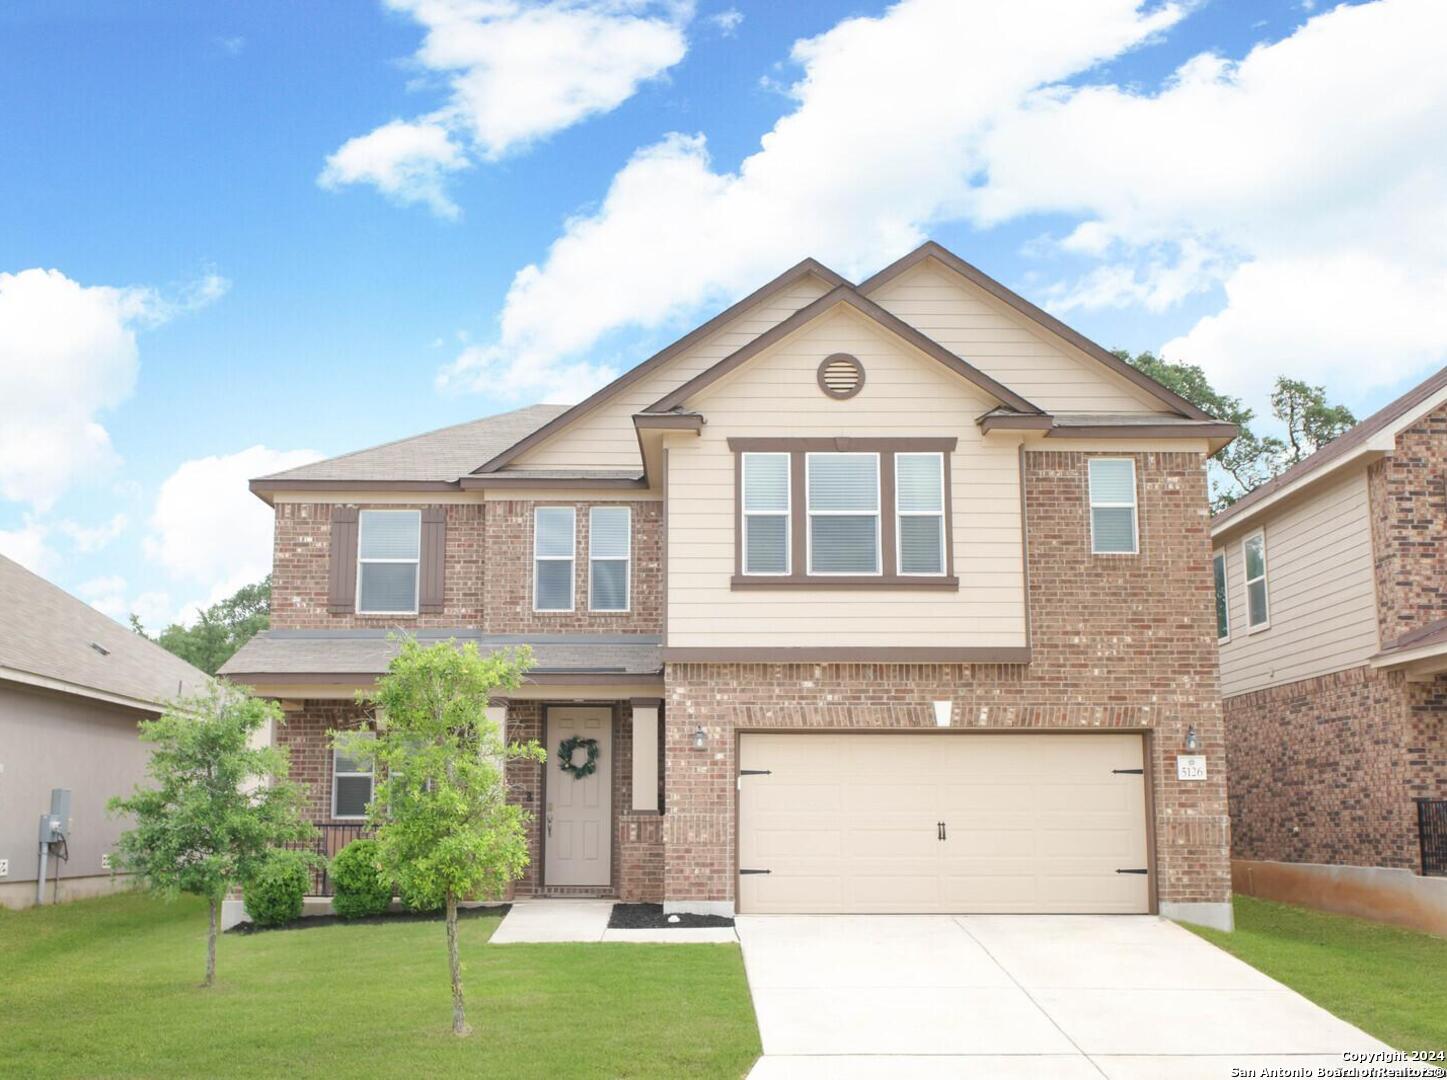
[1184,725,1200,753]
[692,725,708,750]
[932,700,953,728]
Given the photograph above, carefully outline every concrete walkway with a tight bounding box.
[490,899,738,944]
[738,914,1419,1079]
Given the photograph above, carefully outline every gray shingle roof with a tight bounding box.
[0,555,210,709]
[258,404,571,484]
[220,630,662,679]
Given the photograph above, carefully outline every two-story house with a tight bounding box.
[221,241,1238,929]
[1212,366,1447,934]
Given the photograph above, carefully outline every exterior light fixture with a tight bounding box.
[692,725,707,750]
[932,700,953,728]
[1185,725,1200,753]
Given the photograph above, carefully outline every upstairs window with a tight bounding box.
[1213,551,1230,642]
[896,452,946,576]
[1244,531,1270,630]
[356,510,421,614]
[807,452,880,575]
[332,732,375,820]
[742,452,790,575]
[534,507,576,612]
[589,506,631,612]
[1088,459,1138,555]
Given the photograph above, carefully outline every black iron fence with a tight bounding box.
[1418,799,1447,877]
[285,823,372,896]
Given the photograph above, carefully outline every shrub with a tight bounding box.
[244,849,312,926]
[330,839,393,918]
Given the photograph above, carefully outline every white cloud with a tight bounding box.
[439,0,1184,398]
[145,445,321,605]
[77,575,130,620]
[58,513,127,553]
[0,517,55,575]
[708,7,742,35]
[321,0,692,216]
[0,268,229,510]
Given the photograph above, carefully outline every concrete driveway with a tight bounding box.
[738,914,1408,1079]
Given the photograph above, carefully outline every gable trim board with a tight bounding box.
[649,285,1045,416]
[473,259,848,475]
[858,242,1214,421]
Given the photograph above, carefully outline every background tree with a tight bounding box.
[336,639,544,1037]
[130,577,271,676]
[109,685,313,987]
[1118,351,1355,511]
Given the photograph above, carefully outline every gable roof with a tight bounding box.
[0,555,209,711]
[1213,364,1447,535]
[649,284,1045,415]
[473,258,848,473]
[858,242,1214,421]
[252,404,569,494]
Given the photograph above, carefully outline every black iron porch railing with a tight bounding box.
[1418,799,1447,877]
[284,823,372,896]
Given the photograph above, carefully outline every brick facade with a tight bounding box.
[661,450,1232,908]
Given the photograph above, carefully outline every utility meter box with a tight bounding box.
[39,788,71,843]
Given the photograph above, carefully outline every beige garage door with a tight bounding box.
[738,732,1150,914]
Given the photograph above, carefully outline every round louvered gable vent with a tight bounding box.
[817,353,865,399]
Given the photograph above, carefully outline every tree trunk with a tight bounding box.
[204,896,218,988]
[446,890,470,1036]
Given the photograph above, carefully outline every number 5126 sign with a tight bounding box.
[1176,755,1207,781]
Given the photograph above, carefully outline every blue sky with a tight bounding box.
[2,0,1443,626]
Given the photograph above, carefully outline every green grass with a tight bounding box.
[1188,896,1447,1050]
[0,891,761,1079]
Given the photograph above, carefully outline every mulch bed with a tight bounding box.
[227,903,510,935]
[607,903,734,929]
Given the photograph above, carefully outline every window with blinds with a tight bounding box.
[742,452,790,575]
[356,510,421,614]
[589,506,631,611]
[1088,459,1138,555]
[1244,531,1270,629]
[1213,551,1230,641]
[332,733,375,819]
[896,452,945,575]
[807,452,880,575]
[534,507,576,612]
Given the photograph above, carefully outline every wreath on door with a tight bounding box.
[557,736,600,779]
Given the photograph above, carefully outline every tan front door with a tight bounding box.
[738,732,1150,914]
[545,707,612,887]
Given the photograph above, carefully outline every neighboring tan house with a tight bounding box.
[1213,366,1447,935]
[221,240,1239,929]
[0,555,209,909]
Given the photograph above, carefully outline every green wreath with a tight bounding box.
[557,736,600,779]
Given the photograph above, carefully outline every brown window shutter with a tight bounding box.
[328,507,359,613]
[420,508,446,613]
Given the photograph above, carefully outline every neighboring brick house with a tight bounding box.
[1212,366,1447,934]
[221,240,1239,929]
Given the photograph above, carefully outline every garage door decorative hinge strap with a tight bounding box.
[1115,868,1149,874]
[1112,768,1144,774]
[739,769,772,776]
[739,868,771,875]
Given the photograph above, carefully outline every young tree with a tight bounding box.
[109,685,313,987]
[336,639,544,1036]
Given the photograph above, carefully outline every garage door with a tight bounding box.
[737,732,1150,914]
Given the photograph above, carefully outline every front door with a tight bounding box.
[544,707,613,887]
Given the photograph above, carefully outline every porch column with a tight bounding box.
[630,698,661,812]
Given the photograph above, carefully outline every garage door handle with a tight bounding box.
[740,868,771,875]
[1112,768,1144,774]
[1115,868,1149,875]
[937,822,946,841]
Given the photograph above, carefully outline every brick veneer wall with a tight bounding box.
[1369,400,1447,646]
[483,500,663,635]
[663,450,1232,907]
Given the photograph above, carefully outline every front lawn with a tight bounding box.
[1188,895,1447,1051]
[0,892,761,1079]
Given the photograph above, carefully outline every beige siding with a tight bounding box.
[869,261,1169,415]
[666,305,1027,648]
[1216,468,1380,697]
[515,273,834,469]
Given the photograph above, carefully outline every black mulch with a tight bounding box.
[607,902,734,929]
[226,903,510,935]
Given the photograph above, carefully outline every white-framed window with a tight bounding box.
[332,732,375,820]
[356,509,421,614]
[1088,458,1138,555]
[807,452,881,575]
[1244,531,1270,630]
[895,452,946,576]
[1213,550,1230,642]
[741,452,790,575]
[589,506,631,612]
[534,507,576,612]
